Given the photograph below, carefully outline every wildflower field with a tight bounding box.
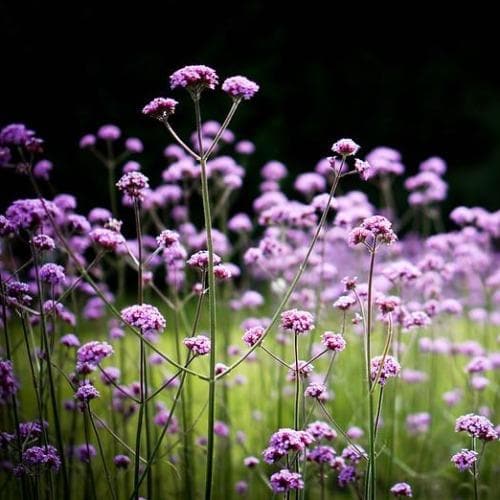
[0,65,499,499]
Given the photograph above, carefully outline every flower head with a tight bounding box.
[390,482,413,497]
[22,445,61,473]
[184,335,211,356]
[451,449,478,472]
[348,215,397,248]
[269,469,304,494]
[370,355,401,386]
[222,76,259,100]
[242,326,265,347]
[142,98,178,120]
[116,172,150,200]
[121,304,166,336]
[321,332,346,352]
[280,309,315,334]
[170,65,219,92]
[332,138,360,157]
[455,413,498,441]
[74,382,100,402]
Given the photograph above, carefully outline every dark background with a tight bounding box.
[1,3,499,219]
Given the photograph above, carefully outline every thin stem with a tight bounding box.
[194,95,218,500]
[87,405,117,500]
[365,248,377,500]
[293,333,300,500]
[260,345,290,369]
[204,100,240,159]
[472,437,479,500]
[163,119,200,160]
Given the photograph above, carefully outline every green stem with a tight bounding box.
[472,437,479,500]
[293,333,301,500]
[87,405,117,500]
[365,248,377,500]
[193,95,218,500]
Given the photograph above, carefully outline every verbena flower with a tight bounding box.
[390,482,413,497]
[222,76,259,100]
[280,309,314,334]
[370,355,401,386]
[451,449,478,472]
[170,65,219,92]
[183,335,211,356]
[116,172,150,200]
[121,304,166,336]
[142,98,178,120]
[321,332,346,351]
[331,138,360,157]
[269,469,304,493]
[455,414,498,441]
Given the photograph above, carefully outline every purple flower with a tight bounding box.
[76,341,113,372]
[306,421,337,441]
[222,76,259,100]
[348,215,397,247]
[451,449,478,472]
[79,134,96,148]
[280,309,314,335]
[60,334,80,348]
[39,263,66,285]
[113,454,131,469]
[242,326,265,347]
[0,359,19,404]
[90,228,125,251]
[31,234,55,251]
[214,421,230,437]
[183,335,211,356]
[354,159,372,180]
[243,456,259,468]
[307,445,336,465]
[142,98,178,120]
[125,137,143,153]
[75,444,96,463]
[304,383,326,399]
[22,445,61,473]
[263,428,314,463]
[370,355,401,386]
[33,159,53,180]
[228,213,253,233]
[121,304,166,336]
[74,382,100,402]
[390,482,413,497]
[331,138,360,157]
[406,412,431,435]
[157,229,180,248]
[455,414,498,441]
[333,295,356,311]
[187,250,222,270]
[116,172,149,199]
[321,332,346,352]
[0,123,35,146]
[341,444,367,464]
[100,367,121,385]
[170,65,219,92]
[270,469,304,494]
[338,465,357,487]
[97,124,121,141]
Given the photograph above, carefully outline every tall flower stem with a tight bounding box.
[192,94,217,500]
[132,198,152,499]
[364,248,377,500]
[293,333,301,500]
[472,437,479,500]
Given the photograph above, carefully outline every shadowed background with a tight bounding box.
[1,3,499,219]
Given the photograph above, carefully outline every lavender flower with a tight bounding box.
[269,469,304,494]
[121,304,166,336]
[222,76,259,100]
[31,234,55,251]
[170,65,219,92]
[332,138,360,157]
[280,309,314,334]
[338,465,357,487]
[142,98,178,120]
[242,326,265,347]
[183,335,211,356]
[22,445,61,473]
[455,414,498,441]
[390,482,413,497]
[39,263,66,285]
[74,382,100,402]
[116,171,150,200]
[321,332,346,351]
[451,449,478,472]
[0,360,19,404]
[370,355,401,386]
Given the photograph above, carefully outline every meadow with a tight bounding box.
[0,65,498,499]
